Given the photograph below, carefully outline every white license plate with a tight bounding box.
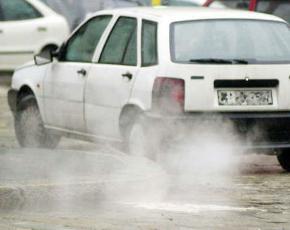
[218,90,273,106]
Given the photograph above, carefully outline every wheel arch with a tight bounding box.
[17,85,35,99]
[16,85,39,110]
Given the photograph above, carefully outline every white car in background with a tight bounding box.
[0,0,69,71]
[7,7,290,172]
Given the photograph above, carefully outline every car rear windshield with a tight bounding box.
[171,19,290,64]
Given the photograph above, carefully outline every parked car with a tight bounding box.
[39,0,90,30]
[0,0,69,71]
[204,0,290,24]
[40,0,150,30]
[7,7,290,171]
[39,0,222,31]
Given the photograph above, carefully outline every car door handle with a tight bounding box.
[122,72,133,80]
[77,69,87,76]
[0,29,3,34]
[37,26,47,32]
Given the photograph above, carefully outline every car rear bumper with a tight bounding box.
[144,111,290,152]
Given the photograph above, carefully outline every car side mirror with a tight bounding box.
[34,48,54,66]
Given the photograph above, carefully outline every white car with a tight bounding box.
[7,7,290,171]
[0,0,69,70]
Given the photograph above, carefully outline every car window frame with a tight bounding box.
[0,0,43,21]
[58,14,113,63]
[98,16,138,67]
[141,19,159,67]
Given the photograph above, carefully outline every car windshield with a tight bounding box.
[171,19,290,64]
[256,0,290,24]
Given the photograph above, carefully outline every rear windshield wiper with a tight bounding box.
[232,59,249,64]
[189,58,248,64]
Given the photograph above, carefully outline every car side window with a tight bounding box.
[99,17,137,66]
[0,0,42,21]
[142,20,158,66]
[63,15,112,63]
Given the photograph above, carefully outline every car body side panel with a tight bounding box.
[85,14,163,139]
[43,62,91,132]
[11,63,48,119]
[85,15,142,139]
[129,18,168,112]
[85,65,139,138]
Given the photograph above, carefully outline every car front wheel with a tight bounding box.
[277,149,290,172]
[15,95,61,148]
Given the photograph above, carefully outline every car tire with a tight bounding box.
[277,149,290,172]
[15,95,61,149]
[126,115,161,160]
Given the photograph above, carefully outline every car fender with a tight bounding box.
[11,63,49,119]
[125,99,147,113]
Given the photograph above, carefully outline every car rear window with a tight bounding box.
[142,20,158,66]
[171,19,290,64]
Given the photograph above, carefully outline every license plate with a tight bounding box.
[218,90,273,106]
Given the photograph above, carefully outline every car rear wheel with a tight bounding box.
[15,95,61,148]
[277,149,290,172]
[126,116,161,160]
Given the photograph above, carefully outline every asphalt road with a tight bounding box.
[0,73,290,230]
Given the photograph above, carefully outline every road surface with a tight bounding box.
[0,73,289,229]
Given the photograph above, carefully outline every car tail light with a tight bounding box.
[152,77,185,114]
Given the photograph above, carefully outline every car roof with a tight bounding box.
[98,6,286,23]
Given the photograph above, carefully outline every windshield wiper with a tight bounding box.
[232,59,249,64]
[189,58,248,64]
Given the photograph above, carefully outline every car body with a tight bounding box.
[0,0,69,71]
[7,7,290,171]
[204,0,290,24]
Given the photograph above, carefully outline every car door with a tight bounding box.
[0,0,46,69]
[43,15,112,132]
[85,16,139,139]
